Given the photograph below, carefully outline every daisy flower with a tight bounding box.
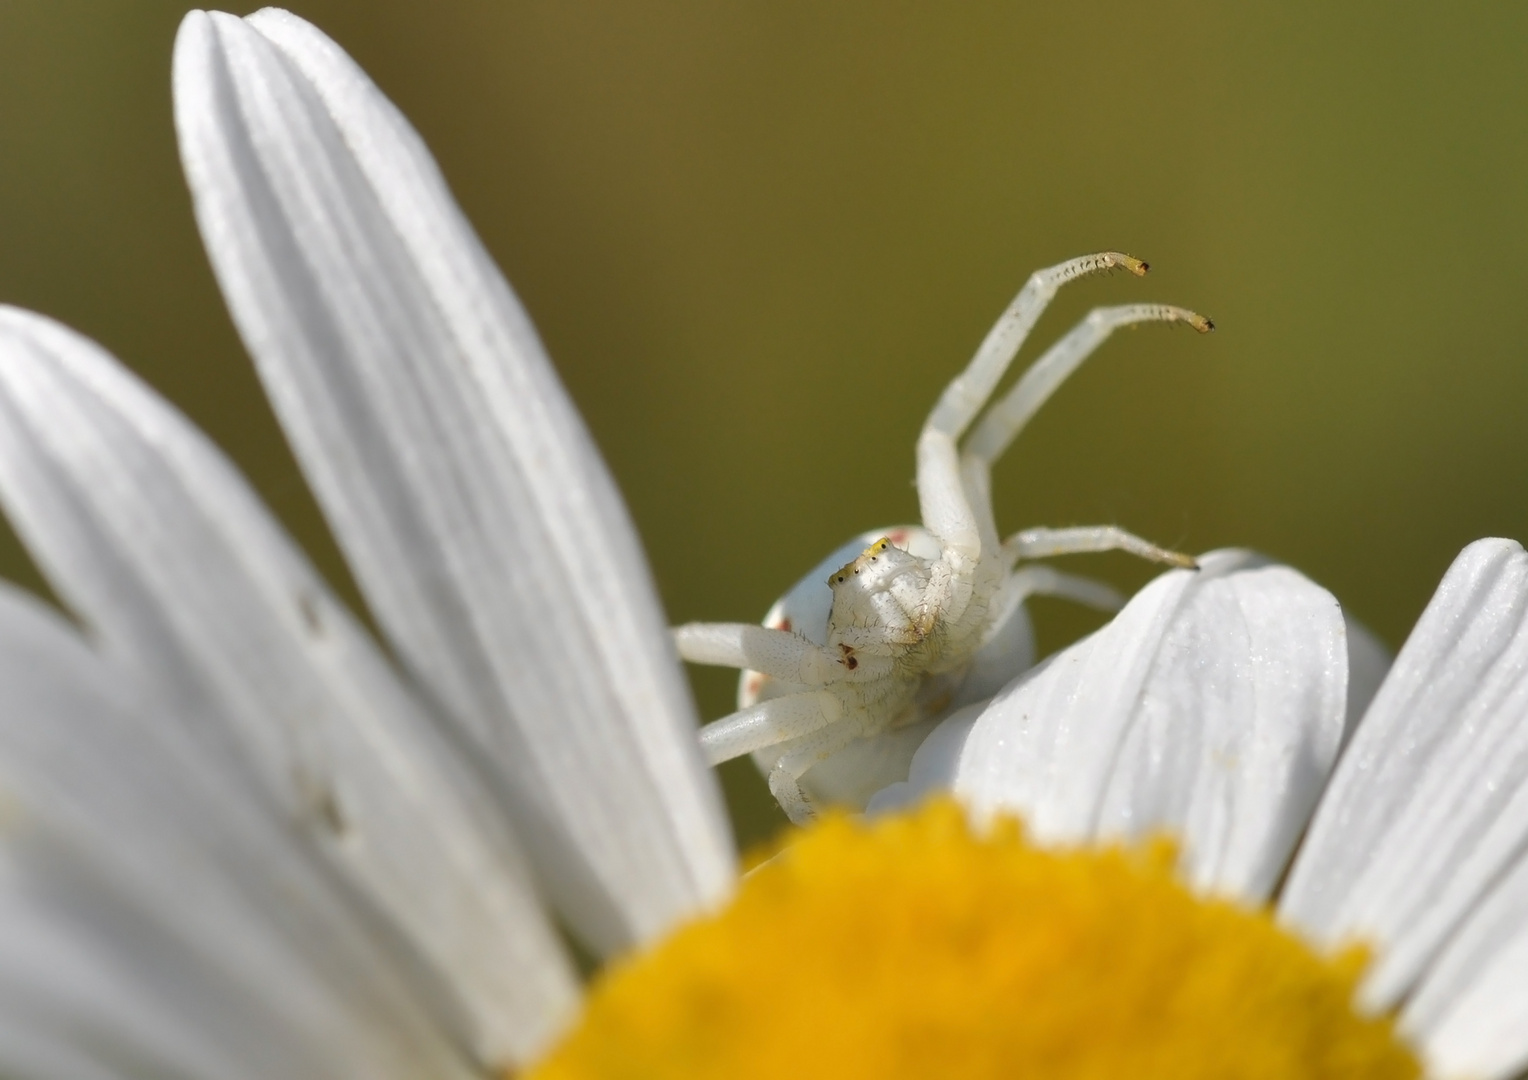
[0,6,1521,1080]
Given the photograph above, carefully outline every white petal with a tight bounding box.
[1280,538,1528,1009]
[0,583,473,1080]
[864,701,985,817]
[1399,853,1528,1080]
[0,854,331,1080]
[173,8,733,954]
[901,551,1348,902]
[0,307,578,1065]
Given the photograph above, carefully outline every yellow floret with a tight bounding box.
[528,799,1419,1080]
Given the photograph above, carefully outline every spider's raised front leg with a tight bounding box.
[923,252,1149,445]
[962,302,1214,470]
[959,300,1212,573]
[916,253,1148,607]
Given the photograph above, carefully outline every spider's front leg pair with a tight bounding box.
[917,254,1206,592]
[677,251,1213,823]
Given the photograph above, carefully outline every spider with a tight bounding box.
[675,252,1213,823]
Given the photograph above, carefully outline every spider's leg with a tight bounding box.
[1005,563,1125,613]
[1003,525,1197,570]
[964,303,1213,470]
[916,424,985,567]
[977,562,1125,652]
[768,771,814,826]
[969,303,1210,574]
[767,720,867,825]
[925,252,1147,442]
[957,565,1131,706]
[919,253,1148,561]
[698,691,842,766]
[674,622,840,684]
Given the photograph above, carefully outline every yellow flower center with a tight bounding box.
[527,800,1419,1080]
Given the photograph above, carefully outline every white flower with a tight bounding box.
[0,5,1524,1079]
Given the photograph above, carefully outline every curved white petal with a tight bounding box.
[0,583,473,1080]
[1399,852,1528,1080]
[864,701,985,818]
[0,307,579,1065]
[893,551,1348,902]
[1280,538,1528,1011]
[172,8,734,953]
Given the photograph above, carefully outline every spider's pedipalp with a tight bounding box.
[964,303,1214,469]
[699,691,843,766]
[1003,525,1198,570]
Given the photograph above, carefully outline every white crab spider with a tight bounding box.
[675,252,1213,823]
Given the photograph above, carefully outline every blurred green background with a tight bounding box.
[3,2,1527,844]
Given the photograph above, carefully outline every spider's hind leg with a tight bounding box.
[1005,563,1126,614]
[767,719,867,825]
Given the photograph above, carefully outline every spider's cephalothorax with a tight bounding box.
[675,252,1212,823]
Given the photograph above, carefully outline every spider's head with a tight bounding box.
[827,537,902,588]
[826,537,932,646]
